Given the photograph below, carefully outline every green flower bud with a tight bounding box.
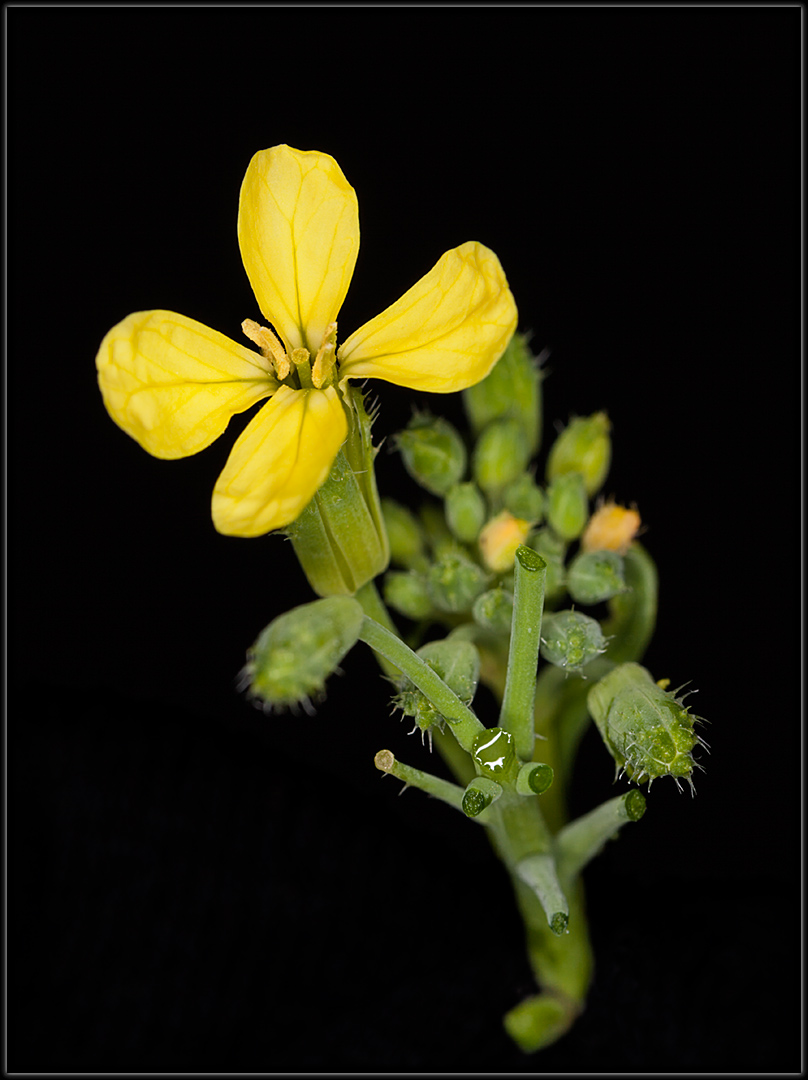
[528,528,567,600]
[566,549,628,605]
[383,570,433,620]
[472,587,514,633]
[546,412,611,496]
[445,481,487,543]
[472,726,519,784]
[546,472,588,541]
[503,474,545,524]
[426,550,490,613]
[516,761,554,796]
[587,662,702,790]
[393,639,480,737]
[243,596,364,710]
[473,418,531,495]
[463,331,543,454]
[540,610,607,673]
[396,413,466,496]
[462,776,503,817]
[381,498,426,569]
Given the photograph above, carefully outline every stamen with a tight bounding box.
[312,342,335,388]
[311,321,338,388]
[241,319,291,379]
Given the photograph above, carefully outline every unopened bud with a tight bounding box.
[503,474,545,524]
[396,414,466,496]
[244,597,364,709]
[546,412,611,496]
[587,662,701,788]
[472,418,531,495]
[540,610,608,674]
[445,482,487,543]
[472,587,514,633]
[546,472,588,541]
[426,550,490,613]
[393,639,480,735]
[478,510,533,572]
[566,549,628,605]
[463,332,543,454]
[383,570,433,620]
[381,498,426,568]
[582,500,641,554]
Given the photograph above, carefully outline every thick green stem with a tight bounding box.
[499,546,546,762]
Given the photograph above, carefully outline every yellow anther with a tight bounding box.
[241,318,290,378]
[312,342,336,388]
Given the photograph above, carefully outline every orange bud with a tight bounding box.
[581,501,641,554]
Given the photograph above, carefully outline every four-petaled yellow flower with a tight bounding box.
[96,145,518,537]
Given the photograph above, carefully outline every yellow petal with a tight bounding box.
[238,145,359,355]
[96,310,277,459]
[212,385,348,537]
[337,241,518,393]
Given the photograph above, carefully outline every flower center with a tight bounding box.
[242,319,338,389]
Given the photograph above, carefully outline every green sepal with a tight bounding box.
[287,388,389,596]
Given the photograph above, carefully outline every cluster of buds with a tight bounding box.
[381,332,640,680]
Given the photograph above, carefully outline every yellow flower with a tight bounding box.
[96,145,518,538]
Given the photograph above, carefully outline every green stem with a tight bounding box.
[499,546,546,762]
[555,790,646,885]
[355,580,401,679]
[373,748,471,815]
[515,854,569,934]
[358,615,486,753]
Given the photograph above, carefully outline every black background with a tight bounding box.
[8,4,801,1074]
